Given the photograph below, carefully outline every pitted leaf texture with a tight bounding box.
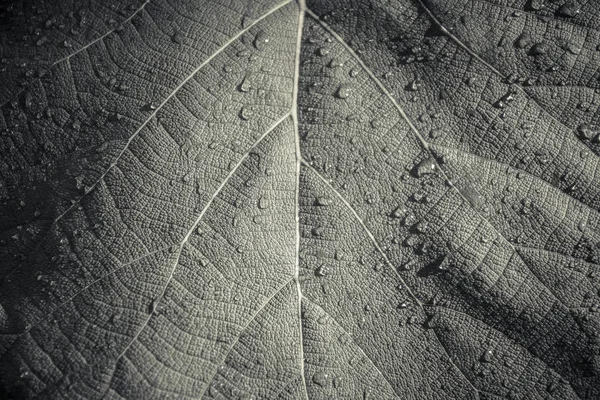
[1,0,599,398]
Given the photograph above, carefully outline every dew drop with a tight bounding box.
[335,84,351,99]
[481,349,494,363]
[239,105,254,120]
[253,30,270,50]
[561,40,581,54]
[171,31,183,44]
[413,157,437,177]
[149,298,160,314]
[515,33,532,49]
[391,206,406,219]
[316,47,330,56]
[238,75,253,93]
[530,42,550,56]
[328,57,344,68]
[312,371,329,387]
[557,2,580,17]
[315,265,328,277]
[407,78,421,92]
[258,196,269,209]
[576,123,595,140]
[315,196,332,206]
[528,0,545,11]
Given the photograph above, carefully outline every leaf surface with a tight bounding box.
[1,0,600,398]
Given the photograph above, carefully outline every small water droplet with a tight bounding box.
[315,265,328,277]
[258,196,268,209]
[561,40,581,54]
[171,31,183,44]
[253,30,270,50]
[239,105,254,120]
[312,371,329,387]
[413,157,437,177]
[149,298,160,314]
[316,47,329,56]
[557,2,580,17]
[238,75,253,93]
[481,348,494,363]
[576,123,595,140]
[335,84,351,99]
[328,57,344,68]
[314,196,332,206]
[530,42,550,56]
[515,33,532,49]
[407,78,421,92]
[391,206,406,219]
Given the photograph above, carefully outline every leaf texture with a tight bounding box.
[1,0,600,398]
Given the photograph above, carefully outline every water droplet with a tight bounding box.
[413,157,437,177]
[407,78,421,92]
[481,349,494,363]
[143,102,157,111]
[316,47,330,56]
[391,206,406,219]
[561,40,581,54]
[171,31,183,44]
[312,371,330,387]
[315,265,327,277]
[515,33,532,49]
[328,57,344,68]
[253,30,270,50]
[239,105,254,120]
[349,67,360,77]
[530,42,550,56]
[557,2,580,17]
[576,123,595,140]
[335,84,351,99]
[149,298,160,314]
[238,75,253,93]
[258,196,269,209]
[528,0,546,11]
[415,221,428,233]
[314,196,332,206]
[333,375,343,388]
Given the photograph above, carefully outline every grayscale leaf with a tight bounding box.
[1,0,599,398]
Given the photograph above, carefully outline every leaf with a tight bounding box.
[1,0,599,398]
